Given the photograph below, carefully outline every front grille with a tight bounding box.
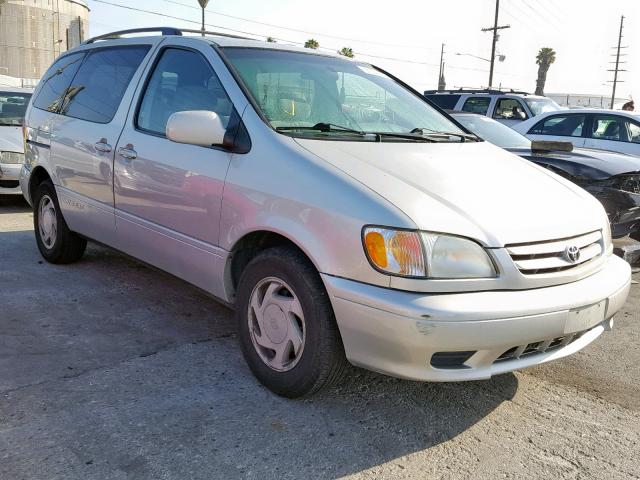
[0,152,25,164]
[506,231,603,275]
[495,328,592,363]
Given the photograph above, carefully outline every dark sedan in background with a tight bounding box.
[451,112,640,240]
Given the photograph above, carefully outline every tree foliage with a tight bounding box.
[535,47,557,96]
[338,47,354,58]
[304,39,320,49]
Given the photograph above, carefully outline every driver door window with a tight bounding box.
[493,98,528,120]
[137,48,233,135]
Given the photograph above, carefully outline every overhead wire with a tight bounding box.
[159,0,443,51]
[88,0,491,74]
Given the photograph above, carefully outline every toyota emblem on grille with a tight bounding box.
[565,245,581,263]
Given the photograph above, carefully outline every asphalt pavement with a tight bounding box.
[1,195,638,480]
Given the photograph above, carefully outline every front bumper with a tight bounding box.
[0,162,23,194]
[323,254,631,381]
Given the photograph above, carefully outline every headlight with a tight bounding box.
[0,152,25,164]
[363,227,496,279]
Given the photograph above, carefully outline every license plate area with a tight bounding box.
[565,300,607,334]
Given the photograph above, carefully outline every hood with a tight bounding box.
[508,146,640,180]
[0,126,24,153]
[295,139,605,247]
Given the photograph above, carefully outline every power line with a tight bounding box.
[89,0,486,73]
[159,0,442,51]
[519,0,562,29]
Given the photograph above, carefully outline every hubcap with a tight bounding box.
[38,195,57,249]
[248,277,306,372]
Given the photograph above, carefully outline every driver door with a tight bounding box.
[113,43,236,295]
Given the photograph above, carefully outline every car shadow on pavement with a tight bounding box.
[0,194,30,213]
[0,233,518,480]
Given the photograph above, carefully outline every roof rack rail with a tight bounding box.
[179,28,254,40]
[424,88,532,95]
[82,27,255,45]
[83,27,182,44]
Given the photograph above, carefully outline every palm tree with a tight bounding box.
[535,47,556,96]
[266,36,276,43]
[338,47,354,58]
[304,39,320,49]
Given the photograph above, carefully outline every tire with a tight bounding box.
[33,180,87,264]
[236,246,347,398]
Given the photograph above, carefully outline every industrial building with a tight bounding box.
[0,0,89,86]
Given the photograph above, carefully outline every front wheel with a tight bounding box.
[236,247,347,398]
[33,180,87,264]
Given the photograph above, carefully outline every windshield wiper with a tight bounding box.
[372,132,436,142]
[277,122,366,135]
[410,127,480,142]
[277,124,437,142]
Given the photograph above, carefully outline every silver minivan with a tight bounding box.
[21,28,631,397]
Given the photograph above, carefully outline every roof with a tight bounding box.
[531,108,640,118]
[202,35,342,57]
[425,88,534,96]
[81,27,344,58]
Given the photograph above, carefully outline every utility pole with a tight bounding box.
[438,43,446,91]
[197,0,210,36]
[608,15,627,109]
[482,0,510,88]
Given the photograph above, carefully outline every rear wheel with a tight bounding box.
[236,247,347,397]
[33,180,86,264]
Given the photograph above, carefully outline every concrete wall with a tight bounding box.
[0,0,89,82]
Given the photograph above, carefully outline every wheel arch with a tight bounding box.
[27,166,53,204]
[224,229,322,304]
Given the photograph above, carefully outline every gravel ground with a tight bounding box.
[1,195,638,480]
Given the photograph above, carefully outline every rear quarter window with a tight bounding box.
[58,46,151,124]
[461,97,491,115]
[425,94,461,110]
[33,53,85,113]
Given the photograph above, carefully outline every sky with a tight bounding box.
[86,0,640,100]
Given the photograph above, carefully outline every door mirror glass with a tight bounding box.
[166,110,226,147]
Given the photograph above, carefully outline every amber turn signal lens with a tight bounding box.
[364,231,388,269]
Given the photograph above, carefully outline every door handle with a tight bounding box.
[118,145,137,160]
[94,139,112,153]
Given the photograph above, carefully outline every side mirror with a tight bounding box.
[166,111,226,147]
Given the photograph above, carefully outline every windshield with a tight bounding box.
[0,92,31,127]
[524,97,561,116]
[453,114,531,148]
[222,48,464,141]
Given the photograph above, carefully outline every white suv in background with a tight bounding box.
[0,87,33,194]
[424,89,562,127]
[20,28,631,397]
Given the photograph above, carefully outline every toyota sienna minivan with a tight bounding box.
[20,28,631,397]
